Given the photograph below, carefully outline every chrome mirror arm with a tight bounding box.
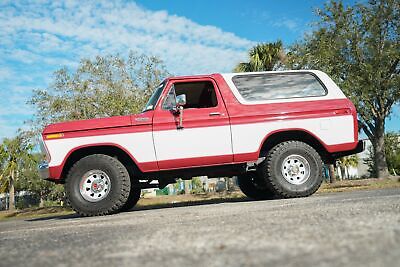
[177,106,184,129]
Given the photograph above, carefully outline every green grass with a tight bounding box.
[0,206,74,221]
[317,177,400,193]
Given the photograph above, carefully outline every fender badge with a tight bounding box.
[135,117,149,121]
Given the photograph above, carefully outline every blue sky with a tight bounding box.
[0,0,398,139]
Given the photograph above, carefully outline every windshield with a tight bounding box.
[142,82,165,112]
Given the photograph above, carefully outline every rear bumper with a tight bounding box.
[331,140,365,159]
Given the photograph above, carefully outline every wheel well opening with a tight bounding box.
[259,130,332,163]
[61,146,140,182]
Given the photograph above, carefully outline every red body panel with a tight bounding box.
[43,73,360,180]
[43,115,132,135]
[43,113,153,137]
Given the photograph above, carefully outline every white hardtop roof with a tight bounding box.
[220,70,346,105]
[220,69,325,76]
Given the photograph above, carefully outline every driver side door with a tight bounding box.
[152,78,233,170]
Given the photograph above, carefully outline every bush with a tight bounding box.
[191,177,204,194]
[365,132,400,176]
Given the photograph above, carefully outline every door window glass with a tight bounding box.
[162,81,218,109]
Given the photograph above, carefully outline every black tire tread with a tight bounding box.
[65,154,131,217]
[237,174,275,200]
[260,141,323,198]
[120,187,141,212]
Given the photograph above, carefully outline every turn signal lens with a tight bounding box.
[46,133,64,139]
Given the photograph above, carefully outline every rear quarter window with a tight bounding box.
[232,73,327,101]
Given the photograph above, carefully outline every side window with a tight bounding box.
[162,81,218,109]
[232,73,327,101]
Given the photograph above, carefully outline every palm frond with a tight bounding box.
[234,41,285,72]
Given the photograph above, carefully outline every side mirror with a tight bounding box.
[176,94,186,107]
[175,94,186,130]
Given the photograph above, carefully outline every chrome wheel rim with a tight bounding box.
[79,170,111,202]
[281,154,310,185]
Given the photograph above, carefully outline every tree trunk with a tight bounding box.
[9,169,15,211]
[328,164,336,183]
[337,166,342,181]
[373,120,389,178]
[39,195,45,208]
[225,177,231,191]
[184,180,191,194]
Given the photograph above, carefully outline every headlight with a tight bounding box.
[38,135,50,162]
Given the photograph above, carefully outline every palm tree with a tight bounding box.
[234,41,285,72]
[0,133,33,210]
[328,164,336,183]
[339,155,359,179]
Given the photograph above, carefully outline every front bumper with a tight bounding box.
[332,140,365,159]
[38,161,50,179]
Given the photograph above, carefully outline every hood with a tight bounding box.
[43,113,153,135]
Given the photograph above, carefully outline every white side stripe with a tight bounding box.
[46,116,354,167]
[153,125,232,161]
[45,132,156,167]
[231,116,354,154]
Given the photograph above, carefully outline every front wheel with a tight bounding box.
[258,141,323,198]
[120,187,141,212]
[65,154,131,216]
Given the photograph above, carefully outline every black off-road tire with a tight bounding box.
[237,173,275,200]
[258,141,323,198]
[65,154,131,217]
[120,187,141,212]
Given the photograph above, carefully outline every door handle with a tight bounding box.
[209,112,221,116]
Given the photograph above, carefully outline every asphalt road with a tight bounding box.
[1,188,399,267]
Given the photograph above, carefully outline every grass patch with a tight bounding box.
[0,206,74,221]
[317,178,400,193]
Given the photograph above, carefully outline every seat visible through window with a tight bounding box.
[174,81,218,109]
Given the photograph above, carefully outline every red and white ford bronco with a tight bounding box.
[39,70,364,216]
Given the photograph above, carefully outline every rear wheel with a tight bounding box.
[237,173,275,200]
[258,141,323,198]
[65,154,131,216]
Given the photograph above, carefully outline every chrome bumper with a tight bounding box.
[38,162,50,179]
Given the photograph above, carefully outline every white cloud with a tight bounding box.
[0,67,14,82]
[0,0,255,139]
[0,117,29,140]
[273,18,301,31]
[0,0,253,74]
